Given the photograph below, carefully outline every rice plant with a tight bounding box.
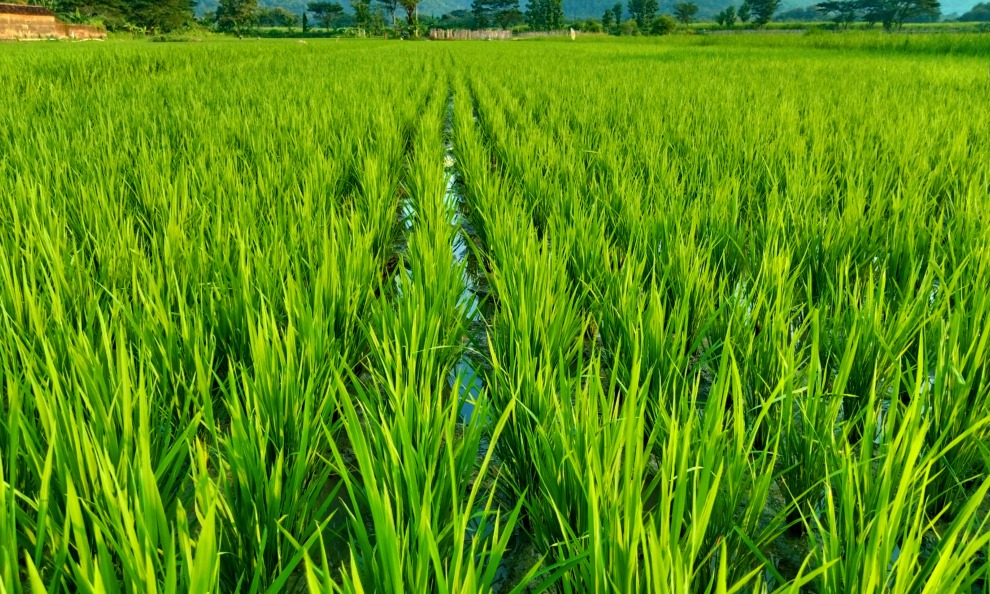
[1,34,989,593]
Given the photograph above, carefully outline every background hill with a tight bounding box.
[194,0,978,20]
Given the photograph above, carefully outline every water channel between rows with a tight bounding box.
[396,92,486,426]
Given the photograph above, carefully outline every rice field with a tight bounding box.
[1,36,989,593]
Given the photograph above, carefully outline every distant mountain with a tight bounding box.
[939,0,982,14]
[195,0,980,20]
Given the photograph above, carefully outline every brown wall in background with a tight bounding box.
[0,11,106,40]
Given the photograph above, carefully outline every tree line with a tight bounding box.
[24,0,420,33]
[36,0,778,36]
[209,0,357,32]
[591,0,776,32]
[28,0,957,34]
[815,0,940,29]
[31,0,196,31]
[468,0,786,31]
[469,0,563,30]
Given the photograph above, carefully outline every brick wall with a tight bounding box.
[56,23,106,40]
[0,11,105,40]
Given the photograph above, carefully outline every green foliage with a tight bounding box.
[861,0,941,29]
[307,0,343,28]
[472,0,490,26]
[627,0,657,26]
[812,0,940,30]
[814,0,856,26]
[673,0,698,23]
[738,0,751,19]
[773,4,823,19]
[471,0,521,28]
[130,0,196,30]
[50,0,194,31]
[619,14,639,30]
[351,0,374,29]
[525,0,562,29]
[579,16,605,29]
[651,12,677,31]
[190,0,974,21]
[216,0,258,29]
[376,0,400,27]
[257,5,299,25]
[750,0,781,23]
[716,3,737,23]
[399,0,419,26]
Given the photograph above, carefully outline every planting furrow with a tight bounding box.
[442,89,489,427]
[319,74,520,592]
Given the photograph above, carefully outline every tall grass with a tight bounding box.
[452,36,990,591]
[1,35,989,593]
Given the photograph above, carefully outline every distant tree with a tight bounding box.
[749,0,781,25]
[426,12,445,26]
[860,0,880,24]
[650,12,677,32]
[308,1,343,29]
[130,0,195,31]
[497,6,523,25]
[859,0,939,29]
[725,5,737,24]
[611,2,623,23]
[643,0,659,23]
[352,0,372,28]
[473,0,521,28]
[602,6,614,27]
[619,16,639,32]
[302,11,309,30]
[216,0,258,31]
[257,6,299,27]
[626,0,637,23]
[672,1,698,23]
[627,0,658,27]
[903,3,940,20]
[54,0,129,28]
[959,1,990,19]
[581,17,604,30]
[525,0,562,29]
[716,4,737,25]
[399,0,419,27]
[472,0,490,26]
[375,0,399,28]
[551,0,565,28]
[57,0,193,31]
[738,0,751,20]
[775,4,824,19]
[440,7,473,26]
[494,0,523,26]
